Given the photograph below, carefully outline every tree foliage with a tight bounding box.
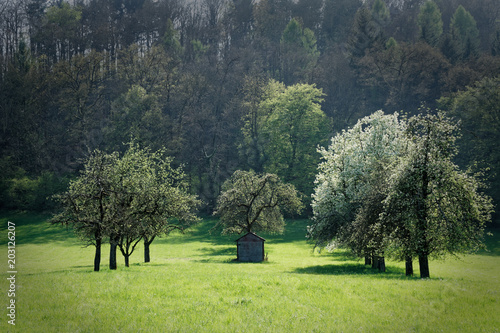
[418,1,443,48]
[0,0,499,221]
[439,76,500,222]
[261,81,328,200]
[51,142,200,270]
[381,111,493,278]
[308,111,408,254]
[214,170,303,235]
[449,5,480,60]
[309,110,493,278]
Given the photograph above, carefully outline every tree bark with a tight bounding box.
[417,128,431,279]
[405,256,413,276]
[144,239,151,263]
[377,256,386,272]
[94,238,101,272]
[419,254,430,278]
[124,255,130,267]
[365,256,371,265]
[109,234,119,270]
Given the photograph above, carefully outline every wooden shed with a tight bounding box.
[235,232,266,262]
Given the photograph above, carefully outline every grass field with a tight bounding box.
[0,212,499,332]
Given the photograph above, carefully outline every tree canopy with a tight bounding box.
[309,110,493,278]
[1,0,499,227]
[213,170,303,235]
[51,142,200,270]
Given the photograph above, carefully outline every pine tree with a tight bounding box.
[417,1,443,48]
[450,5,480,60]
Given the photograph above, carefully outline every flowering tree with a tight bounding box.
[309,110,493,278]
[52,142,200,270]
[381,112,493,278]
[51,150,118,271]
[308,111,409,268]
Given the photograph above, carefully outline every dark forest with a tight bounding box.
[1,0,499,220]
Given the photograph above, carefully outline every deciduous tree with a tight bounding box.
[381,111,493,278]
[260,81,329,200]
[214,170,303,234]
[51,150,119,271]
[308,111,408,268]
[52,142,200,270]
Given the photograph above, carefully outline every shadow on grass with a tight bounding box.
[160,218,312,246]
[198,246,236,256]
[292,263,413,279]
[0,212,78,246]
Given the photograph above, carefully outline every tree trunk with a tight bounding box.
[371,255,377,269]
[109,234,119,270]
[377,256,386,272]
[365,256,371,265]
[124,255,130,267]
[94,238,101,272]
[405,256,413,276]
[419,254,430,278]
[144,239,151,263]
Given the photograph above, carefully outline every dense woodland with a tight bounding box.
[0,0,499,222]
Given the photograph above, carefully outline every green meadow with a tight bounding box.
[0,213,499,332]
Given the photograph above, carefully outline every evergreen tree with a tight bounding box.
[417,1,443,48]
[280,18,319,84]
[450,5,480,60]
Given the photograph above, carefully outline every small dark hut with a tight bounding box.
[235,232,266,262]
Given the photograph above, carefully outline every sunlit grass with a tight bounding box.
[0,212,499,332]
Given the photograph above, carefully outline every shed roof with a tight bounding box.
[235,232,266,242]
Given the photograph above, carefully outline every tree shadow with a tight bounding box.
[291,263,414,280]
[197,246,236,256]
[0,212,79,246]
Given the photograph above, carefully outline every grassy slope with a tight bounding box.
[0,213,499,332]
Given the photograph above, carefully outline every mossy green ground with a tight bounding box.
[0,213,499,332]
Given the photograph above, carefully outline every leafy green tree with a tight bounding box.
[371,0,390,28]
[440,76,500,224]
[51,150,119,271]
[259,80,329,200]
[348,6,385,61]
[240,80,329,201]
[52,143,200,270]
[36,2,83,63]
[381,111,493,278]
[417,1,443,48]
[214,170,303,234]
[310,111,493,278]
[162,18,183,59]
[120,143,201,263]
